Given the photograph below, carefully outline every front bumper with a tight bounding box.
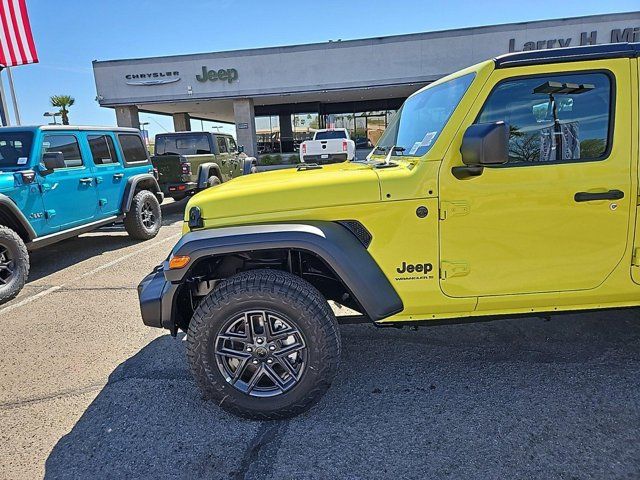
[137,265,179,332]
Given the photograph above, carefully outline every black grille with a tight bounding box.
[338,220,372,248]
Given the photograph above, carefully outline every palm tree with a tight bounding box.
[50,95,75,125]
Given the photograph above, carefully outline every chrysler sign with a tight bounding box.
[125,71,181,86]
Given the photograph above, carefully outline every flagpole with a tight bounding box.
[0,69,10,126]
[6,67,20,125]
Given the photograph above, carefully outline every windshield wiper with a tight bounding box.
[366,145,405,164]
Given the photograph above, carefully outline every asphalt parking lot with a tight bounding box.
[1,200,639,480]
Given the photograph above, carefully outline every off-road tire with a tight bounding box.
[207,175,221,188]
[187,269,341,419]
[0,227,29,304]
[124,190,162,240]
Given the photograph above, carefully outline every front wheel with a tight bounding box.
[207,175,221,188]
[0,227,29,304]
[124,190,162,240]
[186,270,341,419]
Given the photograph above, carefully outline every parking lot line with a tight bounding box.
[0,233,181,317]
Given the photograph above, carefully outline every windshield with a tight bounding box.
[315,130,347,140]
[0,132,34,169]
[376,73,475,157]
[155,134,211,155]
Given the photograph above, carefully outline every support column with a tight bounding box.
[233,98,257,157]
[115,105,140,129]
[173,112,191,132]
[279,113,294,153]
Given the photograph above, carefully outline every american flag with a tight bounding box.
[0,0,38,67]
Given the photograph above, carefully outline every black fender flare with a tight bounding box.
[121,174,163,213]
[0,193,36,241]
[197,163,222,189]
[164,221,403,321]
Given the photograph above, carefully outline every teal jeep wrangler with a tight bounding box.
[0,125,164,304]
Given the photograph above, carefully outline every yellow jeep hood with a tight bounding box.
[186,162,380,221]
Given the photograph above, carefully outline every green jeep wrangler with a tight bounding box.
[151,132,257,200]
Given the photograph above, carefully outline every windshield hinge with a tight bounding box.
[440,260,470,280]
[439,201,470,221]
[633,248,640,267]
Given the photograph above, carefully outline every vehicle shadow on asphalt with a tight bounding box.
[44,312,640,479]
[26,200,187,284]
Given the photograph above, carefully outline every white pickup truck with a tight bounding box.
[299,128,355,164]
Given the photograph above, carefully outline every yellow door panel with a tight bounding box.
[630,58,640,285]
[439,59,633,299]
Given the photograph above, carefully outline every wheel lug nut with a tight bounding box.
[257,338,264,344]
[269,345,275,351]
[267,358,273,364]
[252,359,259,365]
[246,347,253,352]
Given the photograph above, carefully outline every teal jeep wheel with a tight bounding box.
[0,227,29,305]
[124,190,162,240]
[186,269,341,419]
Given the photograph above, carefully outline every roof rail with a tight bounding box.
[495,42,640,69]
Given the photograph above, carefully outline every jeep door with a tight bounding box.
[225,136,242,178]
[438,60,632,301]
[38,133,100,232]
[214,136,232,181]
[86,133,125,216]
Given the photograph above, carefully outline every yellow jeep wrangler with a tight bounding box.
[138,42,640,419]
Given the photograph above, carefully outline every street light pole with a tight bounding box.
[139,121,150,145]
[0,67,10,126]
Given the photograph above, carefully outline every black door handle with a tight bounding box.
[574,189,624,202]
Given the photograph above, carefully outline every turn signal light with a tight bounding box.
[169,255,190,269]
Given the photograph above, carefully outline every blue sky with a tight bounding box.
[2,0,637,138]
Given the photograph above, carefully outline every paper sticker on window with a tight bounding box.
[420,131,438,147]
[408,142,421,155]
[17,157,28,165]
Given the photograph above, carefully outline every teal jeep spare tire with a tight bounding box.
[0,226,29,304]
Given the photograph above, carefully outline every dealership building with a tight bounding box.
[92,12,640,156]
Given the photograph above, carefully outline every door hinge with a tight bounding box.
[632,248,640,267]
[440,260,470,280]
[439,201,470,221]
[44,209,56,219]
[99,198,108,207]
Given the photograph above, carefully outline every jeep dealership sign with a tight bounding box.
[93,12,640,108]
[508,26,640,52]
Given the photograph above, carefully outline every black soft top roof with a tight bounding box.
[495,42,640,68]
[156,131,230,137]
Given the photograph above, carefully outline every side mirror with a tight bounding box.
[40,152,65,174]
[237,145,245,154]
[453,122,509,179]
[461,121,509,166]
